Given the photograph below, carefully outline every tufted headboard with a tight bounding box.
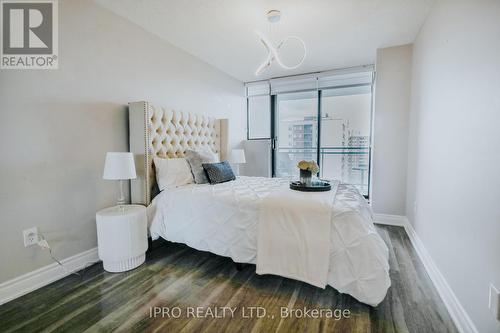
[128,101,228,206]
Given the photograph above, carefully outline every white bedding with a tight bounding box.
[256,180,339,288]
[149,176,391,306]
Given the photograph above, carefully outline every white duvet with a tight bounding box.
[149,176,391,306]
[256,180,340,288]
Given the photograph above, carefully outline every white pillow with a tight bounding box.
[153,157,194,191]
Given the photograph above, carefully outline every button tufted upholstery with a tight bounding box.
[129,101,226,206]
[148,105,219,159]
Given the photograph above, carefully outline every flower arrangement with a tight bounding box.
[297,160,319,174]
[297,160,319,186]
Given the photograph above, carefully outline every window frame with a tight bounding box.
[245,70,375,199]
[246,94,272,140]
[317,83,374,199]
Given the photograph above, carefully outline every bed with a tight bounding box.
[128,101,391,306]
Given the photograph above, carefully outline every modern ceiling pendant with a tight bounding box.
[255,10,307,76]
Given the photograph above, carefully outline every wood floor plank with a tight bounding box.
[123,253,233,332]
[0,226,458,333]
[176,265,257,333]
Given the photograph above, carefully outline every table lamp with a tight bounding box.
[103,152,136,206]
[228,149,246,176]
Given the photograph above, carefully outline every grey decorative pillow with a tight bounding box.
[202,162,236,184]
[185,149,219,184]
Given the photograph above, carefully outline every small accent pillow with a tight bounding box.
[202,161,236,184]
[185,148,219,184]
[153,157,194,191]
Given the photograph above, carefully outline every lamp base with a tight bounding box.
[117,179,127,206]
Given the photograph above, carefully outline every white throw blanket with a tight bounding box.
[256,181,339,288]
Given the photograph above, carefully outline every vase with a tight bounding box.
[300,169,312,186]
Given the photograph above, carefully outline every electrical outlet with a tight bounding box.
[22,227,39,247]
[489,284,500,321]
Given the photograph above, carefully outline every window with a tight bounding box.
[246,67,374,197]
[320,86,372,196]
[275,91,318,178]
[247,95,271,139]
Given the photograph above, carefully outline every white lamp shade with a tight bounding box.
[103,152,137,180]
[228,149,246,164]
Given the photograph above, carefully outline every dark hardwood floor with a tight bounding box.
[0,225,457,333]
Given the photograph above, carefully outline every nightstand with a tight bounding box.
[96,205,148,272]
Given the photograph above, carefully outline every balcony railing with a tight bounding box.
[275,146,370,196]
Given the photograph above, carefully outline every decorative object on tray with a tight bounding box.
[290,180,331,192]
[297,160,319,186]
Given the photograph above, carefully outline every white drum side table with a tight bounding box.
[96,205,148,272]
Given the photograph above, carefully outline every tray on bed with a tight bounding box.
[289,180,331,192]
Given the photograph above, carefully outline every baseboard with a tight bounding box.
[375,214,478,333]
[373,213,407,226]
[0,247,99,306]
[402,220,478,333]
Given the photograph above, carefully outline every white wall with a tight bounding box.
[406,1,500,332]
[372,45,413,215]
[0,0,245,283]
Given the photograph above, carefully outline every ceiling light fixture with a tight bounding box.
[255,10,307,76]
[267,9,281,23]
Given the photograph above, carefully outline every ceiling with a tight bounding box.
[95,0,435,82]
